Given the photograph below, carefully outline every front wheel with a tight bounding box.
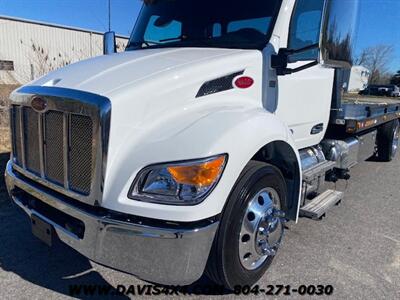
[206,161,287,290]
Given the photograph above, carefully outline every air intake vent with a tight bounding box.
[196,71,244,98]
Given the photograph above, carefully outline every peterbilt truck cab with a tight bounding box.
[5,0,400,290]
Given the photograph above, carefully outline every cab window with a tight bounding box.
[227,17,271,35]
[288,0,325,61]
[144,15,183,44]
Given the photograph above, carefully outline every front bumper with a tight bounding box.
[5,161,219,285]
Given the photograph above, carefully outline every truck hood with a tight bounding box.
[21,47,266,219]
[31,47,254,96]
[29,46,263,131]
[28,48,264,198]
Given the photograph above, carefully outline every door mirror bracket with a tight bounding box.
[271,43,319,76]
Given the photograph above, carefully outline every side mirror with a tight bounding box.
[103,31,116,55]
[272,0,360,75]
[271,43,319,76]
[320,0,360,69]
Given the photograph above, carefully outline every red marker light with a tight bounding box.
[234,76,254,89]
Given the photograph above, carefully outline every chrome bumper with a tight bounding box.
[4,161,219,285]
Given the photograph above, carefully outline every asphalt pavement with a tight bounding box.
[0,151,399,299]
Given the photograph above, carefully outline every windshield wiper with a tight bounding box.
[159,35,185,42]
[127,40,164,49]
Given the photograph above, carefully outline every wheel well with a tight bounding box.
[252,141,301,220]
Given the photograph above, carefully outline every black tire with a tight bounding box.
[376,119,400,162]
[205,161,287,290]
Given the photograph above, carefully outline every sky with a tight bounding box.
[0,0,399,72]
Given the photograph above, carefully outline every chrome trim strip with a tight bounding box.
[18,106,26,168]
[9,107,15,160]
[63,113,69,189]
[38,113,45,177]
[12,164,90,204]
[10,86,111,205]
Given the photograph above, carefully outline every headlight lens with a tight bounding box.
[129,155,227,205]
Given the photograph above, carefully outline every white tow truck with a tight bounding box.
[5,0,400,289]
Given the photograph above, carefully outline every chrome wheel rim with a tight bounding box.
[238,187,285,271]
[392,123,399,157]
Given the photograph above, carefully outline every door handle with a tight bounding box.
[311,123,324,135]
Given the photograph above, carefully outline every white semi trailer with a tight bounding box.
[347,66,370,93]
[5,0,400,290]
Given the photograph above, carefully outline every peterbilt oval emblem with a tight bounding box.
[31,97,47,112]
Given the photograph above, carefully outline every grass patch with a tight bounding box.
[0,85,19,154]
[0,127,10,154]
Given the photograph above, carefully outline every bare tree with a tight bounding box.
[0,84,19,127]
[391,70,400,86]
[17,39,93,81]
[29,41,72,77]
[355,45,394,84]
[353,49,369,66]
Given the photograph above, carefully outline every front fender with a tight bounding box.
[102,105,301,222]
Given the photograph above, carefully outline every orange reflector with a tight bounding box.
[167,156,226,187]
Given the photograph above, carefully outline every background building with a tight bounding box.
[0,15,129,84]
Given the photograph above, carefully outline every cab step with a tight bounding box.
[299,189,343,220]
[302,160,336,183]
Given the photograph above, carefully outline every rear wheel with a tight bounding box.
[206,161,287,290]
[376,119,399,162]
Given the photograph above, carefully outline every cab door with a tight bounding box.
[275,0,334,149]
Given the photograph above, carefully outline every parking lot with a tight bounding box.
[0,151,399,299]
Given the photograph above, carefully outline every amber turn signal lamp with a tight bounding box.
[167,156,226,187]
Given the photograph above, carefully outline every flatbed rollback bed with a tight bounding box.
[330,95,400,135]
[301,91,400,220]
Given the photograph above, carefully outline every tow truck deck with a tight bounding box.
[330,95,400,135]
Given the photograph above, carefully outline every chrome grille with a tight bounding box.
[24,108,41,175]
[70,114,93,194]
[9,87,111,206]
[11,106,23,166]
[11,105,94,196]
[44,111,65,185]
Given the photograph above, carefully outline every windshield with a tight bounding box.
[126,0,282,51]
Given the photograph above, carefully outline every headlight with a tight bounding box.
[129,154,227,205]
